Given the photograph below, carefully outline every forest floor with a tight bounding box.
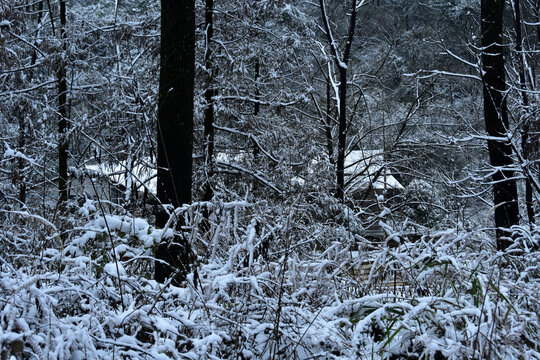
[1,202,539,359]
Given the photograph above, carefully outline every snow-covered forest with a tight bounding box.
[1,0,540,358]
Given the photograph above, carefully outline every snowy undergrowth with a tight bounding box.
[1,202,540,359]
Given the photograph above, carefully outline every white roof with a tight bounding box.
[83,151,251,197]
[84,151,249,196]
[344,149,383,176]
[344,150,404,192]
[290,176,306,187]
[214,151,250,164]
[85,159,157,194]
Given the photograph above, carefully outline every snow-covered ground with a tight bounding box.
[1,202,539,359]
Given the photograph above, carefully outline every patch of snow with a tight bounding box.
[103,262,126,278]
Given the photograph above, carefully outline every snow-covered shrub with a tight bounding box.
[1,201,540,359]
[401,179,446,228]
[345,228,540,359]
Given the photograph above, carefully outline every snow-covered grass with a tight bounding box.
[1,202,539,359]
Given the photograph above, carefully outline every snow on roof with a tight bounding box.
[85,159,156,194]
[214,151,250,164]
[84,151,247,196]
[344,149,383,176]
[290,176,306,187]
[344,150,404,193]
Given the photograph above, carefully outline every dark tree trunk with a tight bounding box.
[536,0,540,50]
[513,0,535,227]
[319,0,356,203]
[155,0,195,284]
[203,0,215,203]
[251,59,261,190]
[534,0,540,175]
[58,0,68,204]
[253,60,261,160]
[17,117,26,204]
[30,1,44,68]
[336,67,347,201]
[254,60,261,117]
[325,78,334,164]
[481,0,520,250]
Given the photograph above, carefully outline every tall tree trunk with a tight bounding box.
[30,1,44,68]
[254,60,260,117]
[58,0,68,205]
[319,0,356,203]
[536,0,540,50]
[155,0,195,284]
[336,67,347,201]
[17,117,26,204]
[253,59,261,160]
[252,59,261,191]
[18,1,44,206]
[481,0,520,250]
[325,78,334,163]
[203,0,215,203]
[513,0,535,227]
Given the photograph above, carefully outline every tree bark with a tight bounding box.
[17,117,26,204]
[325,78,334,163]
[251,59,261,192]
[254,60,261,117]
[319,0,357,202]
[336,66,347,201]
[253,59,261,160]
[58,0,68,204]
[203,0,215,203]
[512,0,535,227]
[155,0,195,284]
[481,0,520,250]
